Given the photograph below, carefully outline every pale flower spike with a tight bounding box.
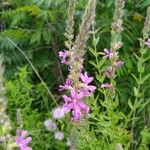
[56,0,96,122]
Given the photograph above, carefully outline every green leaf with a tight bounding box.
[96,74,105,83]
[98,59,106,68]
[128,99,133,109]
[137,61,144,73]
[92,36,99,47]
[131,73,139,84]
[140,73,150,84]
[88,46,98,57]
[30,30,42,44]
[134,87,139,97]
[89,61,98,68]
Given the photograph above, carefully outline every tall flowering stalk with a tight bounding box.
[56,0,96,122]
[53,1,96,149]
[101,0,125,98]
[129,6,150,150]
[69,0,96,88]
[143,7,150,40]
[0,54,12,149]
[64,0,76,51]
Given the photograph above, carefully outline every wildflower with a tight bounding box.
[114,60,124,67]
[80,72,96,96]
[101,83,113,89]
[43,119,57,131]
[80,72,93,84]
[63,89,89,121]
[58,50,69,64]
[59,78,73,91]
[16,130,32,150]
[103,48,118,59]
[105,66,115,78]
[55,131,64,141]
[52,107,67,119]
[145,38,150,48]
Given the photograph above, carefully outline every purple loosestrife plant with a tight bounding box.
[54,0,96,122]
[101,0,125,93]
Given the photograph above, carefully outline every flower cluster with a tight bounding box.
[16,130,32,150]
[101,47,124,89]
[61,73,96,121]
[58,50,70,64]
[56,50,96,121]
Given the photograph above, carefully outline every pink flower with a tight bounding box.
[16,130,32,150]
[80,72,96,96]
[103,48,118,59]
[55,131,64,141]
[59,78,73,91]
[62,89,89,121]
[101,83,113,89]
[80,72,93,84]
[58,50,69,64]
[145,38,150,48]
[43,119,57,131]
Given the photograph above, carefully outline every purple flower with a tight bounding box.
[145,38,150,48]
[59,78,73,91]
[105,66,115,78]
[103,48,118,59]
[52,107,68,119]
[80,72,96,96]
[16,130,32,150]
[80,72,93,84]
[43,119,57,131]
[59,50,69,64]
[114,61,124,67]
[101,83,113,89]
[55,131,64,141]
[62,89,89,121]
